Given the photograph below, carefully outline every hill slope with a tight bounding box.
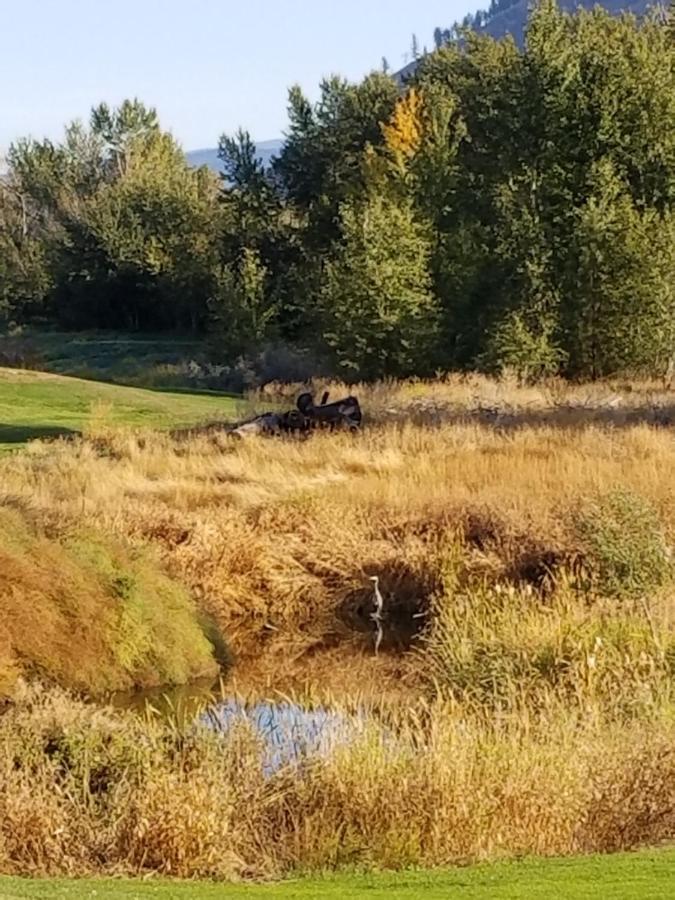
[478,0,652,42]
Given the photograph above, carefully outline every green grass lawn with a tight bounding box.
[0,368,243,451]
[2,850,674,900]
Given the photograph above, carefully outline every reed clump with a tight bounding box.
[3,685,675,878]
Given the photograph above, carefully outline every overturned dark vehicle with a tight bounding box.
[230,391,362,438]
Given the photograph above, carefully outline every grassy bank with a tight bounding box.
[0,505,218,696]
[1,375,674,878]
[0,368,240,450]
[4,849,675,898]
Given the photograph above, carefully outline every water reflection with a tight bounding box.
[108,677,220,722]
[109,682,367,775]
[202,699,363,774]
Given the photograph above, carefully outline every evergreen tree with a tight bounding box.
[218,129,267,190]
[90,99,159,178]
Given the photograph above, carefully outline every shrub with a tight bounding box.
[573,490,672,600]
[480,310,565,383]
[423,580,673,716]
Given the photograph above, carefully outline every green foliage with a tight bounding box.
[415,2,675,378]
[574,490,672,600]
[565,161,675,378]
[6,101,221,332]
[210,248,276,353]
[319,195,439,379]
[477,169,566,380]
[273,74,399,248]
[2,3,675,379]
[0,170,52,323]
[480,309,564,382]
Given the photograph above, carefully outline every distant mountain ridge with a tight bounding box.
[186,139,283,173]
[474,0,652,42]
[396,0,657,82]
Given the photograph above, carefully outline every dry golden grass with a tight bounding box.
[3,685,675,878]
[1,376,675,877]
[1,376,673,688]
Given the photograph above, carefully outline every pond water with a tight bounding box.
[203,699,364,774]
[109,680,368,775]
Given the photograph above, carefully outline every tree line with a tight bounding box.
[1,0,674,381]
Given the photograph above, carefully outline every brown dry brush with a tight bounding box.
[1,377,675,876]
[3,686,675,878]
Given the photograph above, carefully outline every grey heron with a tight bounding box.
[369,575,384,655]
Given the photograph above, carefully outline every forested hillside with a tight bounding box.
[396,0,657,89]
[436,0,654,45]
[1,1,674,381]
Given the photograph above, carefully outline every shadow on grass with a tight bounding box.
[136,384,243,400]
[376,404,675,431]
[0,424,80,445]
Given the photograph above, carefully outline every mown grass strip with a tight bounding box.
[2,849,675,899]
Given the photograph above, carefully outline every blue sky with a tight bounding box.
[1,0,471,153]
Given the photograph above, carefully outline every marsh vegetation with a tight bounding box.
[1,375,674,879]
